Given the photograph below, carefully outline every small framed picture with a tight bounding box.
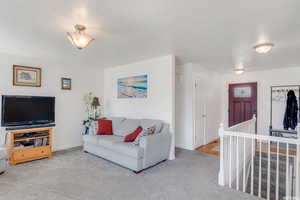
[13,65,42,87]
[61,78,71,90]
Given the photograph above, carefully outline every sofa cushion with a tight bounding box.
[83,135,123,146]
[140,119,163,134]
[112,142,144,159]
[97,119,113,135]
[98,135,124,147]
[114,119,141,137]
[108,117,126,134]
[83,135,143,159]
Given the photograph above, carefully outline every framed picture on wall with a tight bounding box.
[117,74,148,98]
[13,65,42,87]
[61,78,72,90]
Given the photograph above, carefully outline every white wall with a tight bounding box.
[175,64,194,150]
[175,63,221,150]
[0,53,104,151]
[221,66,300,135]
[103,55,175,160]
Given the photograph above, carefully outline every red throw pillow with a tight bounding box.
[97,119,113,135]
[124,126,143,142]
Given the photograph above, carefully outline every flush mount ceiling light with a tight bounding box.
[67,24,94,50]
[254,43,274,54]
[233,67,245,75]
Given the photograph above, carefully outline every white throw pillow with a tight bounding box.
[133,125,156,145]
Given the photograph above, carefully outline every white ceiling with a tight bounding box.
[1,0,300,71]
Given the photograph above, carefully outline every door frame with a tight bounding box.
[192,75,207,149]
[228,82,257,127]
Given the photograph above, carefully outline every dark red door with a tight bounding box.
[229,82,257,127]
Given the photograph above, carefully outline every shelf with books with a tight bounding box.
[14,135,49,143]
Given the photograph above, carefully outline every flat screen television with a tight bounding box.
[1,95,55,127]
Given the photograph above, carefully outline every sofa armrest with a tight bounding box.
[0,145,7,172]
[0,144,7,160]
[0,130,7,146]
[139,133,171,169]
[0,146,6,150]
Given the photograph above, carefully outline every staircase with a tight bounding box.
[218,117,300,200]
[246,143,296,200]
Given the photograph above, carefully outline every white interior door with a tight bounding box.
[194,78,207,148]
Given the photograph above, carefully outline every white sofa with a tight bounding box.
[0,133,7,174]
[83,117,172,172]
[0,147,6,174]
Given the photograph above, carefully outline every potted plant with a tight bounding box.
[83,92,101,135]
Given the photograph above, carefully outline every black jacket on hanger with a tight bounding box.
[283,90,298,130]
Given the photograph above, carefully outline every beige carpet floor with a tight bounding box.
[0,148,259,200]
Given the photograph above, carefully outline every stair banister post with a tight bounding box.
[253,114,257,134]
[218,123,225,186]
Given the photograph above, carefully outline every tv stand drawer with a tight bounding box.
[12,146,51,163]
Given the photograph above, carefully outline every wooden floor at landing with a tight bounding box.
[196,140,219,156]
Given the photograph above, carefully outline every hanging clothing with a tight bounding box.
[283,90,298,130]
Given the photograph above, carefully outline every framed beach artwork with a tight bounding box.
[13,65,41,87]
[61,78,72,90]
[117,75,148,98]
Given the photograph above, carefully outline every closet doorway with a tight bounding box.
[229,82,257,127]
[194,77,207,148]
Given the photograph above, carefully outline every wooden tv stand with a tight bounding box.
[8,127,53,166]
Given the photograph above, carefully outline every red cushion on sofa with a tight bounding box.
[97,119,113,135]
[124,126,143,142]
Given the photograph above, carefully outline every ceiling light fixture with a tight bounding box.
[233,64,245,75]
[234,68,245,75]
[67,24,94,50]
[254,43,274,54]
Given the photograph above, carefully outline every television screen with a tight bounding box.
[1,95,55,126]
